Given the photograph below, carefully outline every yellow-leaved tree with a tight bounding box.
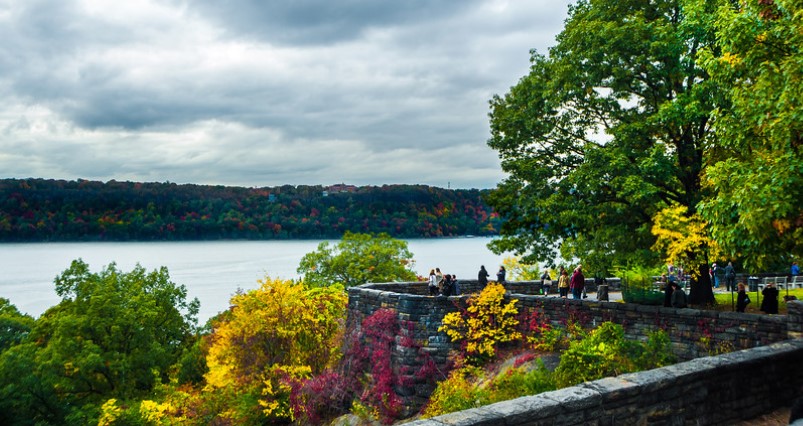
[439,282,521,364]
[204,277,348,423]
[501,256,542,281]
[651,204,721,305]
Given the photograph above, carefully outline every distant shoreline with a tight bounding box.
[1,178,502,242]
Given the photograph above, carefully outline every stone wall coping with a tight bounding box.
[405,338,803,425]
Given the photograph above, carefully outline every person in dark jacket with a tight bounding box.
[496,266,506,284]
[736,282,750,312]
[478,265,489,287]
[570,265,585,300]
[663,278,674,308]
[724,262,736,291]
[760,283,779,314]
[441,274,453,296]
[670,282,687,308]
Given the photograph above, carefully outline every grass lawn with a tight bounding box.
[712,287,802,314]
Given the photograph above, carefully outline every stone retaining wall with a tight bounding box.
[406,338,803,425]
[346,281,803,418]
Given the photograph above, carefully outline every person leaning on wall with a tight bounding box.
[478,265,489,287]
[496,265,506,284]
[670,281,687,308]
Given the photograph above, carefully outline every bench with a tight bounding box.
[761,276,788,290]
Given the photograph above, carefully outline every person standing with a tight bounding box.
[663,275,674,308]
[670,282,687,308]
[428,269,439,296]
[711,263,720,288]
[435,268,444,293]
[724,262,736,292]
[736,282,750,312]
[442,274,453,296]
[792,261,800,277]
[570,265,585,300]
[760,282,779,314]
[558,269,570,298]
[540,269,552,295]
[496,266,506,284]
[478,265,489,288]
[667,261,676,282]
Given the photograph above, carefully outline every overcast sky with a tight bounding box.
[0,0,573,189]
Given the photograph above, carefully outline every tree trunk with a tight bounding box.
[689,263,716,306]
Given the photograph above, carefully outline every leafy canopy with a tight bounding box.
[0,260,199,425]
[697,0,803,270]
[0,298,34,354]
[204,277,348,422]
[297,231,417,287]
[486,0,720,273]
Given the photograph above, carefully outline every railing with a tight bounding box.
[621,275,664,305]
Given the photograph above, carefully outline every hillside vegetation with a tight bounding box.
[0,178,501,241]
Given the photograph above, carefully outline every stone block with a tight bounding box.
[480,396,564,425]
[422,406,504,426]
[538,385,602,413]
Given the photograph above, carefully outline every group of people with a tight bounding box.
[709,261,738,291]
[735,280,779,314]
[692,259,790,314]
[544,265,587,300]
[477,265,506,286]
[490,264,588,300]
[427,267,460,296]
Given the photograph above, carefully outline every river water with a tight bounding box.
[0,238,506,323]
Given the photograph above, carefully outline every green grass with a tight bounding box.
[713,288,802,314]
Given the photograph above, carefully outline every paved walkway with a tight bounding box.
[540,290,623,302]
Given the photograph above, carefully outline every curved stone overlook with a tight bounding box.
[347,280,803,423]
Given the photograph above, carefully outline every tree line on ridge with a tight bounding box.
[0,178,502,241]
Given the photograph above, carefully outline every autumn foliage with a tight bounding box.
[203,277,348,422]
[439,282,522,364]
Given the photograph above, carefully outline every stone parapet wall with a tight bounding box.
[347,283,461,411]
[517,296,789,360]
[406,338,803,425]
[346,282,803,416]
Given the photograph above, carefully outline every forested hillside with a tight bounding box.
[0,178,501,241]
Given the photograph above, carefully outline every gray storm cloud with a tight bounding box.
[0,0,572,188]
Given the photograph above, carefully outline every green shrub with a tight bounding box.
[617,264,665,305]
[554,322,627,387]
[486,359,556,403]
[422,366,489,418]
[554,323,676,388]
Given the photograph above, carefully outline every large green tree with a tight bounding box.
[0,260,199,424]
[0,298,34,354]
[298,231,417,287]
[486,0,721,303]
[698,0,803,270]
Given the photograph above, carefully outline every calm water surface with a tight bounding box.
[0,238,505,323]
